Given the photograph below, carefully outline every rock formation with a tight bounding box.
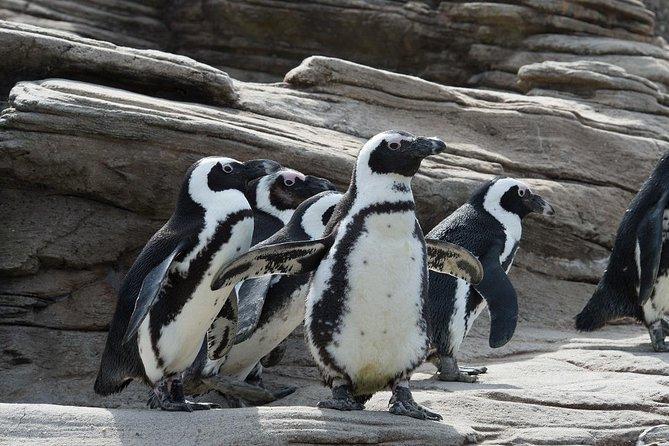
[1,1,669,444]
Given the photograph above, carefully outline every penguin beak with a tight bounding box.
[243,159,282,180]
[304,175,338,193]
[409,137,447,158]
[524,193,555,216]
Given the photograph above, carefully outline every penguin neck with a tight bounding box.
[483,195,522,262]
[351,164,414,208]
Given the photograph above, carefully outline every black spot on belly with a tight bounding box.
[310,198,419,377]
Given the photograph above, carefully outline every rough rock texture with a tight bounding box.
[0,21,237,104]
[1,1,666,89]
[0,0,168,49]
[1,1,669,444]
[2,326,669,445]
[165,0,669,90]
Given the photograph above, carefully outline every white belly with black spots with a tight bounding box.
[219,283,308,380]
[138,218,253,383]
[309,211,427,392]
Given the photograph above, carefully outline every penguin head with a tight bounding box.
[358,130,447,178]
[248,169,337,222]
[480,177,555,219]
[183,157,271,208]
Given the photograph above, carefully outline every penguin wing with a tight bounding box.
[426,239,484,284]
[637,190,669,306]
[211,235,334,291]
[474,243,518,348]
[234,276,275,343]
[206,291,239,361]
[122,238,190,344]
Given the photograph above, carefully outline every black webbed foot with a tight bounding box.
[317,385,364,411]
[148,377,221,411]
[388,385,442,421]
[437,356,479,383]
[649,320,669,352]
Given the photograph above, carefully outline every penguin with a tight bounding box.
[202,191,342,397]
[425,177,554,382]
[203,169,337,367]
[576,153,669,351]
[187,174,337,403]
[209,131,485,420]
[93,157,279,411]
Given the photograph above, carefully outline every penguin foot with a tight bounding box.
[436,356,479,382]
[148,377,221,411]
[388,386,442,421]
[649,320,669,352]
[459,366,487,375]
[317,385,364,411]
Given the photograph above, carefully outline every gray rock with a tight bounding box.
[0,20,237,105]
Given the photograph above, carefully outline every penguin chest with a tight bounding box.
[138,217,253,381]
[324,211,427,390]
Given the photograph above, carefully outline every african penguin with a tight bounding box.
[210,191,342,386]
[425,177,554,382]
[576,153,669,351]
[94,157,278,411]
[210,131,484,420]
[186,172,337,401]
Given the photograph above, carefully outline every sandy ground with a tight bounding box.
[2,324,669,445]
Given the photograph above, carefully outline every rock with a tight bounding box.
[518,60,669,114]
[0,0,168,49]
[0,403,477,445]
[1,1,667,94]
[0,20,237,105]
[3,326,669,445]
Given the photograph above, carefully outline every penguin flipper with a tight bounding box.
[637,190,669,306]
[123,239,188,344]
[426,239,484,284]
[474,244,518,348]
[234,277,274,344]
[211,235,333,291]
[206,292,238,360]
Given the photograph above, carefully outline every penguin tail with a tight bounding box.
[94,372,132,396]
[575,283,637,331]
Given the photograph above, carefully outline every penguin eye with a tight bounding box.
[284,178,295,187]
[222,164,234,174]
[518,188,525,197]
[388,142,401,150]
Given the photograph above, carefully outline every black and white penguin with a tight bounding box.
[210,131,484,420]
[576,154,669,351]
[425,177,554,382]
[207,191,342,387]
[93,157,279,411]
[189,173,337,401]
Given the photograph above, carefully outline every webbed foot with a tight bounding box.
[649,320,669,352]
[317,385,364,411]
[148,378,221,411]
[437,356,479,383]
[388,385,442,421]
